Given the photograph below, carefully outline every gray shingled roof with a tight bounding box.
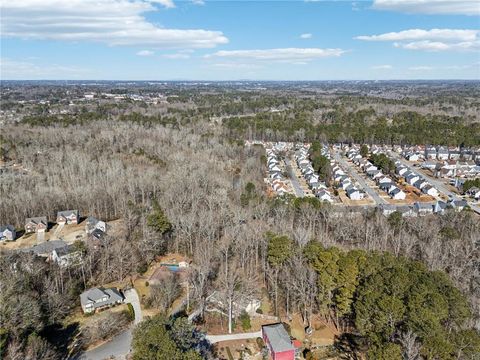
[263,323,294,353]
[19,240,67,255]
[57,210,79,218]
[80,287,123,310]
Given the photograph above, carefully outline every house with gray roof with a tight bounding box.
[85,216,108,234]
[52,244,83,267]
[56,210,79,225]
[0,225,16,241]
[80,287,124,313]
[19,240,67,257]
[25,216,48,233]
[262,323,295,360]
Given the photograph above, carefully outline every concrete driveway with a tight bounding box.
[124,288,142,324]
[79,288,142,360]
[206,330,262,344]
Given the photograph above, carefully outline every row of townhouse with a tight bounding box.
[395,161,439,198]
[347,148,407,200]
[332,154,365,201]
[401,146,480,162]
[266,147,290,196]
[379,198,468,218]
[423,160,480,179]
[294,145,333,202]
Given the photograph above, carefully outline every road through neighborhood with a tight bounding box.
[333,152,387,205]
[284,158,305,197]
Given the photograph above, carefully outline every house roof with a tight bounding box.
[54,244,78,257]
[0,225,15,233]
[262,323,294,353]
[20,240,67,255]
[57,210,79,218]
[415,202,433,210]
[25,216,47,225]
[80,287,123,308]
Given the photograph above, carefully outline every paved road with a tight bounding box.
[80,289,142,360]
[284,158,305,197]
[206,330,262,344]
[333,152,387,205]
[389,152,480,214]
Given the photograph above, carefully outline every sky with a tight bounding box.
[1,0,479,80]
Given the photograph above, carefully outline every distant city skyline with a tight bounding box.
[1,0,479,80]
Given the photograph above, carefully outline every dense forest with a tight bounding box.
[224,109,480,146]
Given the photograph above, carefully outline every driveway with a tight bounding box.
[206,330,262,344]
[79,288,142,360]
[124,288,142,324]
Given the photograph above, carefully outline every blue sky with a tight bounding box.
[1,0,479,80]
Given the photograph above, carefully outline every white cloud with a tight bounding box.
[162,53,191,59]
[300,33,313,39]
[205,48,345,63]
[1,58,91,79]
[408,66,434,70]
[372,0,480,16]
[147,0,175,8]
[137,50,155,56]
[0,0,228,48]
[356,28,479,51]
[394,40,479,51]
[191,0,205,5]
[212,63,261,69]
[356,29,478,42]
[371,64,393,69]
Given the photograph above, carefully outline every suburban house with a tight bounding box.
[25,216,48,233]
[0,225,16,241]
[422,185,439,197]
[56,210,79,225]
[20,240,68,257]
[433,201,447,214]
[262,323,295,360]
[414,202,434,216]
[85,216,108,234]
[390,188,406,200]
[52,244,82,266]
[80,287,124,313]
[347,188,364,200]
[437,147,449,160]
[316,190,333,203]
[448,199,468,212]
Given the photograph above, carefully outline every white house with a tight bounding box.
[423,185,439,197]
[347,188,364,200]
[390,188,406,200]
[0,225,16,241]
